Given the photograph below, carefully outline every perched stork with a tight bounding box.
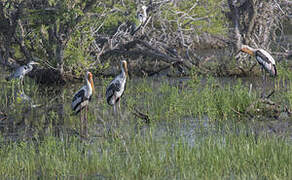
[131,5,148,35]
[6,61,39,91]
[240,45,277,95]
[71,71,94,137]
[106,60,128,115]
[138,5,148,25]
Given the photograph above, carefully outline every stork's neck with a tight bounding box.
[86,77,92,90]
[121,66,126,77]
[245,45,257,52]
[142,8,147,18]
[27,64,33,71]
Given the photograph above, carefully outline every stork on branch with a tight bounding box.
[71,71,94,137]
[106,60,128,116]
[240,45,277,97]
[131,5,148,35]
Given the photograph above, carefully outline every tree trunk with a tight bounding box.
[227,0,242,51]
[56,41,65,77]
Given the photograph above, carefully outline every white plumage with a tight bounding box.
[106,61,128,113]
[131,5,148,35]
[138,5,148,25]
[241,45,277,97]
[72,71,94,114]
[241,45,277,76]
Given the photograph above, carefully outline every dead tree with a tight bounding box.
[93,0,227,77]
[227,0,290,56]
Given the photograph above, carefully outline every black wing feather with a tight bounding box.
[106,81,121,105]
[72,89,85,112]
[255,51,271,65]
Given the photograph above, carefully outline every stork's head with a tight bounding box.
[141,5,147,11]
[121,60,128,77]
[240,45,255,56]
[86,71,94,93]
[141,5,147,17]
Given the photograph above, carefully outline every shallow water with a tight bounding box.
[0,66,291,144]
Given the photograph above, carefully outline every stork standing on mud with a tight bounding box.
[240,45,277,96]
[6,61,39,91]
[106,60,128,115]
[71,71,94,137]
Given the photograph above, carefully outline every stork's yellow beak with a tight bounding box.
[241,47,254,56]
[88,72,95,94]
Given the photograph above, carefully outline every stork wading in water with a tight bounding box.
[71,71,94,137]
[6,61,39,91]
[106,60,128,115]
[240,45,277,96]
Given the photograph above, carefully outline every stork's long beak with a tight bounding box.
[241,48,254,56]
[235,49,241,55]
[91,80,95,94]
[122,61,129,78]
[89,75,95,94]
[125,68,129,78]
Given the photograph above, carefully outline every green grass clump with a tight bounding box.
[1,73,292,179]
[0,132,291,179]
[125,76,256,122]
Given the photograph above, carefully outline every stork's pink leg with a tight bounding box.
[80,108,83,137]
[264,70,266,97]
[113,96,117,116]
[118,99,121,112]
[84,105,88,137]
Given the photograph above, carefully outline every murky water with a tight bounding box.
[0,66,291,144]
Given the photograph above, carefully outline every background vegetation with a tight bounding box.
[0,0,292,178]
[1,0,290,82]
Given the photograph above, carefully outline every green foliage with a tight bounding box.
[99,1,137,34]
[159,0,226,35]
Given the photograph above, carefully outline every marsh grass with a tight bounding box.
[125,76,257,122]
[0,131,291,179]
[0,70,292,179]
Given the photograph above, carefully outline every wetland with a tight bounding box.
[0,65,291,179]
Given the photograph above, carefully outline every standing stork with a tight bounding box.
[106,60,128,115]
[240,45,277,95]
[131,5,148,35]
[6,61,39,91]
[71,71,94,137]
[138,5,148,25]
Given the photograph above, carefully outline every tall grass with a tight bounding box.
[125,76,257,122]
[0,72,292,179]
[0,131,291,179]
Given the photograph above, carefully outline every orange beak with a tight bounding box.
[88,72,95,94]
[122,61,129,77]
[241,47,254,56]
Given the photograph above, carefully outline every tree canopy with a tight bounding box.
[0,0,290,83]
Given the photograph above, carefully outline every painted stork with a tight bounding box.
[240,45,277,95]
[106,60,128,115]
[131,5,148,35]
[6,61,39,90]
[71,71,94,137]
[138,5,148,25]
